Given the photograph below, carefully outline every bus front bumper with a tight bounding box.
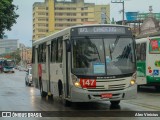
[70,84,137,102]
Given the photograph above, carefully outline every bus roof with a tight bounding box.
[136,36,160,44]
[33,24,130,46]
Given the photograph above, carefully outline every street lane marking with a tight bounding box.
[124,101,160,110]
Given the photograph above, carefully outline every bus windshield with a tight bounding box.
[72,37,135,76]
[3,60,15,67]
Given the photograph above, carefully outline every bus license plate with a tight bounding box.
[80,79,96,88]
[101,93,112,98]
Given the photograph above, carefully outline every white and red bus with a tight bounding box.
[32,24,137,106]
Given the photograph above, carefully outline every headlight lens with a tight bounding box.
[74,81,81,88]
[130,79,136,85]
[71,74,81,88]
[130,72,137,86]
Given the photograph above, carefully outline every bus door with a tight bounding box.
[47,44,51,95]
[136,43,147,85]
[63,39,71,98]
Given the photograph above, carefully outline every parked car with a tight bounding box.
[19,66,27,71]
[25,68,32,86]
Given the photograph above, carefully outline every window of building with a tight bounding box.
[81,7,88,10]
[38,29,47,32]
[81,13,88,16]
[101,7,106,12]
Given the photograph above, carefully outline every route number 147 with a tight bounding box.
[80,79,96,88]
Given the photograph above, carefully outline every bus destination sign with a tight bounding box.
[78,27,126,34]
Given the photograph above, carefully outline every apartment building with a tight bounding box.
[19,44,32,64]
[33,0,110,41]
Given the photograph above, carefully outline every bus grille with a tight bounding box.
[108,84,126,90]
[87,84,126,92]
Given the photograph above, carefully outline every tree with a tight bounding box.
[0,0,19,38]
[10,49,21,64]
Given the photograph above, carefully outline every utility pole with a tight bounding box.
[111,0,125,25]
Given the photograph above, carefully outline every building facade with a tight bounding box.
[32,0,110,41]
[0,39,19,55]
[19,43,32,66]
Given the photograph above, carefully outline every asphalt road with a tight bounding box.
[0,70,160,120]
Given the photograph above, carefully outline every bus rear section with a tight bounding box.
[136,37,160,90]
[147,37,160,90]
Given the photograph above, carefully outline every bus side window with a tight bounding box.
[136,44,141,60]
[32,47,35,63]
[42,43,46,63]
[57,37,63,63]
[51,39,57,62]
[38,45,41,63]
[140,43,146,61]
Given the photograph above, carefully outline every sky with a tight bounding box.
[5,0,160,47]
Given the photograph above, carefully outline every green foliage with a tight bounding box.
[0,0,19,38]
[10,49,21,64]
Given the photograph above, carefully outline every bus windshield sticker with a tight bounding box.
[93,63,105,74]
[153,70,159,76]
[151,40,158,50]
[106,56,111,63]
[149,38,160,53]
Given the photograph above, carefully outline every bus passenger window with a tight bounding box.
[140,43,146,61]
[51,39,57,62]
[57,37,63,63]
[136,44,141,60]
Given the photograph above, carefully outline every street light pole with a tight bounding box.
[111,0,125,25]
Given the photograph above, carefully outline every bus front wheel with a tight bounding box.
[39,80,47,97]
[110,100,120,106]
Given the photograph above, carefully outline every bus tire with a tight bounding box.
[137,85,141,91]
[110,100,120,106]
[63,99,71,107]
[39,79,47,97]
[48,94,53,100]
[155,86,160,91]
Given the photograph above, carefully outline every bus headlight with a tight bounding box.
[130,72,137,86]
[130,79,136,85]
[71,74,81,88]
[74,81,81,88]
